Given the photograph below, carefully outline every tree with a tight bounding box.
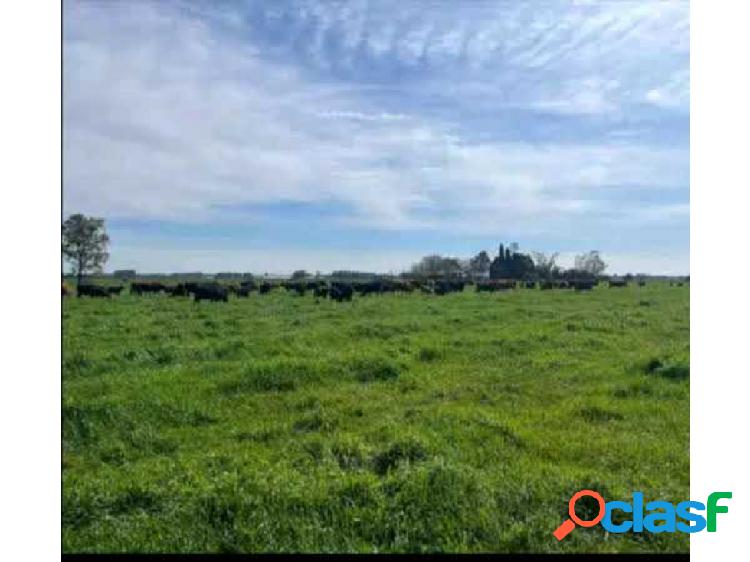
[62,214,110,285]
[574,251,607,277]
[410,255,463,278]
[490,242,535,280]
[291,270,309,280]
[468,251,492,278]
[531,251,560,280]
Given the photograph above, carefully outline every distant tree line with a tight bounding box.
[63,214,617,284]
[407,243,608,281]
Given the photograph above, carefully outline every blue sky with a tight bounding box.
[63,0,689,275]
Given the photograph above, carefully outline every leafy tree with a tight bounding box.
[468,251,492,278]
[62,214,110,285]
[574,251,607,277]
[531,251,560,280]
[411,255,463,278]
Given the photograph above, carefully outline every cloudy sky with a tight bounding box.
[63,0,689,275]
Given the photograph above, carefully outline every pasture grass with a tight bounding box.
[62,283,689,553]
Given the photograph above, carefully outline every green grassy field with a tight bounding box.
[62,283,689,553]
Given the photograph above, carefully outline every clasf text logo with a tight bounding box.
[553,489,732,540]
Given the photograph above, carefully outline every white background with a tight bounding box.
[0,1,748,560]
[0,2,61,561]
[691,0,749,559]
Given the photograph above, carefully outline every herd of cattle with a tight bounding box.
[62,277,686,302]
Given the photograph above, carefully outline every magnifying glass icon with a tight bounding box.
[553,489,606,541]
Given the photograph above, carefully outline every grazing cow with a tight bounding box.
[354,280,381,296]
[259,282,273,295]
[609,279,628,288]
[313,285,329,298]
[130,282,167,295]
[572,280,595,291]
[476,280,515,292]
[193,284,229,303]
[281,281,306,296]
[399,281,416,293]
[227,284,253,297]
[524,281,536,289]
[107,286,124,296]
[475,281,492,292]
[330,282,353,302]
[434,279,465,295]
[434,280,450,296]
[168,282,200,297]
[77,284,111,298]
[235,285,252,297]
[165,284,180,296]
[638,280,646,287]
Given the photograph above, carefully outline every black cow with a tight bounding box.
[476,281,494,292]
[77,284,111,298]
[476,280,516,292]
[354,281,380,296]
[193,284,229,302]
[434,280,465,295]
[282,282,306,296]
[107,286,124,295]
[399,281,415,293]
[168,282,200,297]
[313,285,329,298]
[259,282,273,295]
[235,285,253,297]
[330,282,353,302]
[572,280,595,291]
[240,280,257,292]
[130,282,167,295]
[609,279,628,288]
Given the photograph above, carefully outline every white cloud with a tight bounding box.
[64,1,686,237]
[63,0,688,278]
[276,0,688,115]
